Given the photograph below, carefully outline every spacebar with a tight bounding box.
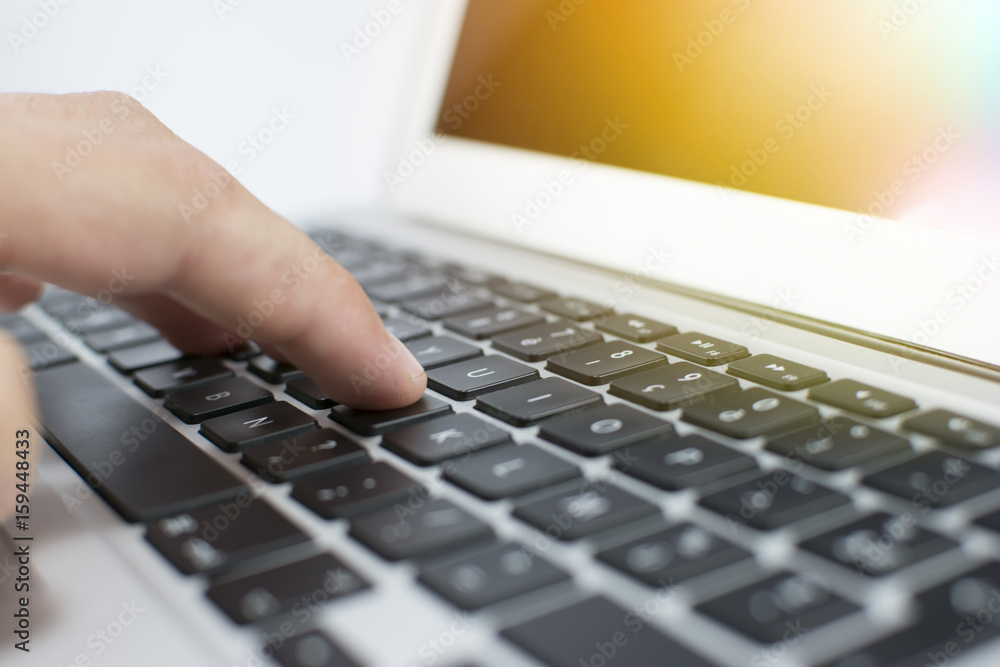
[34,362,248,523]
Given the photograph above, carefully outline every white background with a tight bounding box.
[0,0,425,220]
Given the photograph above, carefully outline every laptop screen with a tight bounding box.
[437,1,1000,236]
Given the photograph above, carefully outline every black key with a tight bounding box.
[655,331,749,366]
[682,387,820,439]
[382,413,510,465]
[425,355,539,401]
[165,376,274,424]
[608,362,739,410]
[248,355,304,384]
[330,394,452,436]
[23,335,77,371]
[801,512,959,576]
[34,363,246,522]
[823,562,1000,667]
[765,417,910,471]
[0,313,47,342]
[697,572,859,643]
[350,262,409,289]
[475,377,602,426]
[133,358,234,397]
[904,408,1000,450]
[292,461,424,519]
[207,553,367,625]
[443,264,494,285]
[227,341,262,361]
[514,484,659,540]
[242,428,369,482]
[146,498,310,574]
[404,335,482,369]
[617,434,758,490]
[726,353,829,391]
[539,403,673,456]
[83,322,160,352]
[597,523,752,586]
[700,471,851,530]
[808,378,918,418]
[200,401,318,452]
[419,542,569,609]
[285,376,334,409]
[538,297,613,321]
[443,306,544,340]
[491,320,602,362]
[350,498,493,561]
[63,307,135,335]
[503,597,713,667]
[443,444,580,500]
[399,292,493,320]
[272,630,359,667]
[547,341,667,385]
[863,451,1000,508]
[382,316,432,342]
[595,313,677,343]
[367,274,452,302]
[39,291,97,319]
[489,280,556,303]
[108,339,184,373]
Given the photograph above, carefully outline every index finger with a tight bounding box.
[0,92,426,409]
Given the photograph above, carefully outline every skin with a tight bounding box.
[0,91,427,521]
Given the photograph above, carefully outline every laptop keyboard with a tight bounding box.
[12,227,1000,666]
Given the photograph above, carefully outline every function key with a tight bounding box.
[284,376,334,410]
[199,401,317,452]
[419,542,569,609]
[330,395,452,436]
[595,313,677,343]
[206,553,367,625]
[903,409,1000,451]
[699,470,851,530]
[489,280,557,303]
[491,320,602,362]
[248,355,304,384]
[241,428,369,482]
[539,403,673,456]
[546,341,667,385]
[399,292,493,320]
[726,354,828,391]
[800,512,959,576]
[146,498,310,574]
[425,355,539,401]
[765,417,910,471]
[503,597,715,667]
[444,307,544,340]
[618,434,758,490]
[165,376,274,424]
[808,379,918,418]
[443,443,580,500]
[696,572,859,643]
[442,264,494,285]
[655,331,750,366]
[404,335,483,369]
[350,498,493,561]
[292,461,424,519]
[863,451,1000,508]
[108,340,184,373]
[475,377,602,426]
[513,485,659,540]
[133,358,233,398]
[538,297,613,322]
[608,362,738,411]
[381,413,510,465]
[682,387,820,439]
[597,523,752,586]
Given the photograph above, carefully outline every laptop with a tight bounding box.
[6,1,1000,665]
